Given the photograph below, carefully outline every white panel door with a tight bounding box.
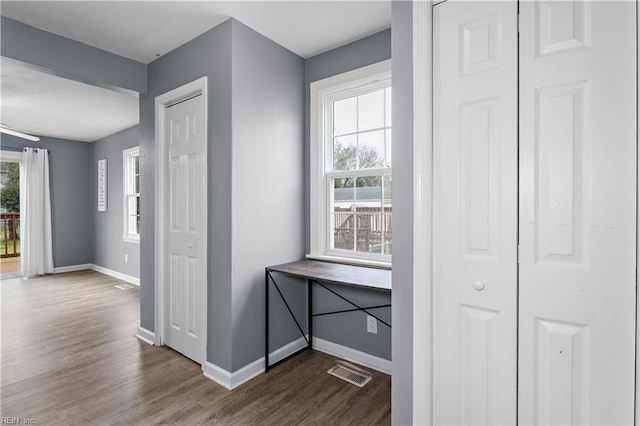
[164,95,206,364]
[433,2,518,424]
[519,1,636,424]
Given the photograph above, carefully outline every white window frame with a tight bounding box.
[122,146,140,243]
[309,60,392,267]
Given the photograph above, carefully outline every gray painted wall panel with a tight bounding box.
[91,126,141,278]
[230,19,305,370]
[1,17,147,94]
[303,29,392,361]
[141,20,235,369]
[391,2,415,424]
[0,134,93,268]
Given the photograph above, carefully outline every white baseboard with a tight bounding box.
[203,336,310,390]
[269,336,309,365]
[313,337,392,375]
[203,362,233,390]
[51,263,140,287]
[53,263,92,274]
[91,264,140,286]
[135,327,155,345]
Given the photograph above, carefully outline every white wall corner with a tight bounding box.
[135,327,156,345]
[52,263,92,274]
[313,338,392,375]
[91,264,140,286]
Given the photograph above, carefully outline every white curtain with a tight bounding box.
[21,148,53,276]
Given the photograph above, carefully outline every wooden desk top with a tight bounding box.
[266,259,391,292]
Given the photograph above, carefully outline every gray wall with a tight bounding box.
[91,126,141,279]
[303,29,393,361]
[0,133,94,268]
[391,2,415,424]
[140,18,305,372]
[1,17,147,94]
[140,19,235,362]
[230,20,306,370]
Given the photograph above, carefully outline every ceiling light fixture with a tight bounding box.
[0,124,40,141]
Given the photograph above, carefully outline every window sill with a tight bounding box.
[305,253,391,270]
[122,236,140,244]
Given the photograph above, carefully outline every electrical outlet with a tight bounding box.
[367,315,377,334]
[125,254,129,263]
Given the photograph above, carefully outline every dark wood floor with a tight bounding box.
[1,270,391,425]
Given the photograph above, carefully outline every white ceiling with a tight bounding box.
[1,1,391,63]
[1,57,140,142]
[0,1,390,143]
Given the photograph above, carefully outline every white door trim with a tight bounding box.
[412,1,433,424]
[154,77,208,366]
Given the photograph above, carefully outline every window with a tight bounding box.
[123,146,140,243]
[310,60,392,266]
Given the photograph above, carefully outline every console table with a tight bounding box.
[264,259,391,372]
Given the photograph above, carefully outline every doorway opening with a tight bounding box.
[0,152,23,277]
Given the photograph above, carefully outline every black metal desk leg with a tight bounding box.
[265,268,269,372]
[307,278,312,350]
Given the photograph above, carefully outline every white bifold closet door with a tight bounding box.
[434,1,637,425]
[518,1,636,424]
[434,2,518,424]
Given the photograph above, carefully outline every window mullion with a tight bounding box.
[328,168,391,179]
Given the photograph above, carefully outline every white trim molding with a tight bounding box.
[122,146,140,243]
[91,264,139,286]
[0,150,24,162]
[412,1,433,425]
[313,338,391,375]
[203,359,263,391]
[51,264,140,287]
[268,336,309,366]
[135,327,156,345]
[202,337,309,390]
[202,336,390,390]
[52,263,93,274]
[154,77,208,363]
[309,59,393,266]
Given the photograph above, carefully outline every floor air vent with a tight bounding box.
[115,284,134,290]
[327,362,372,387]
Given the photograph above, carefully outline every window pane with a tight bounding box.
[385,87,392,128]
[134,155,140,174]
[382,178,392,254]
[355,214,383,254]
[355,179,382,211]
[333,213,354,250]
[358,89,385,132]
[358,130,385,169]
[385,129,392,167]
[333,97,357,136]
[333,177,353,212]
[383,214,392,254]
[134,175,140,193]
[383,176,392,212]
[333,135,357,171]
